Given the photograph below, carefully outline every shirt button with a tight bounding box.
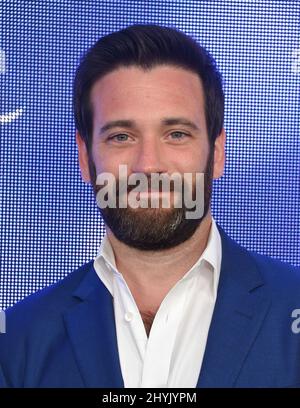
[124,312,133,322]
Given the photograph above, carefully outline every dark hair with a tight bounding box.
[73,24,224,150]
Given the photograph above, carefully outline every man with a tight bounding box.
[0,24,300,388]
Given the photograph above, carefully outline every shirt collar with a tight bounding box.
[196,218,222,298]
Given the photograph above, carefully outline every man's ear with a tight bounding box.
[213,128,226,179]
[76,131,91,183]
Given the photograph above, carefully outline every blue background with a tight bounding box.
[1,0,299,309]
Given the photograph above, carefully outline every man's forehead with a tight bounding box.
[89,65,206,134]
[90,64,204,95]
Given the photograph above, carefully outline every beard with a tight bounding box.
[88,149,214,251]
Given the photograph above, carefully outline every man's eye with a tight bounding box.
[109,134,129,142]
[169,131,188,140]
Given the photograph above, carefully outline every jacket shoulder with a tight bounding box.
[0,261,96,387]
[248,250,300,295]
[249,250,300,275]
[218,224,300,296]
[2,260,94,332]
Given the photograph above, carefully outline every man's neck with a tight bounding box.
[106,212,213,318]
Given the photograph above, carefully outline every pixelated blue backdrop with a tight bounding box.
[1,0,299,309]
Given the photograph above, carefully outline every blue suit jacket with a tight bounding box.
[0,227,300,388]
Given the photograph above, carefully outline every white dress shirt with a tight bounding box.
[93,218,222,388]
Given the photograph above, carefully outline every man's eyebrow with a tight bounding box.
[99,120,136,135]
[99,117,200,135]
[161,117,200,131]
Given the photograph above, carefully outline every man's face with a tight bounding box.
[77,65,225,250]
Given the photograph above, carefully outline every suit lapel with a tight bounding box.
[63,264,124,388]
[197,227,271,387]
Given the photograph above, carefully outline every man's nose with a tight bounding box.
[131,138,168,175]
